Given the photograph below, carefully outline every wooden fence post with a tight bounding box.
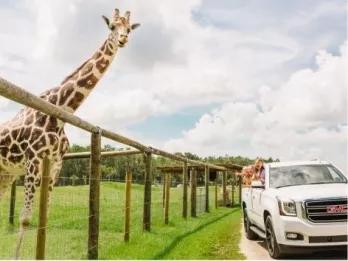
[239,176,242,206]
[88,131,101,260]
[190,168,197,217]
[164,173,171,224]
[215,174,218,209]
[162,172,165,208]
[231,172,235,207]
[204,166,209,213]
[222,171,227,207]
[124,169,132,242]
[182,162,188,218]
[9,180,16,225]
[143,152,152,231]
[36,157,50,260]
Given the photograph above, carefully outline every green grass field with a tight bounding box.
[0,182,244,259]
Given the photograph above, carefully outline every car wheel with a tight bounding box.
[243,208,258,240]
[265,216,283,259]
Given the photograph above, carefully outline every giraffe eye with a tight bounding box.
[127,28,130,33]
[110,25,115,30]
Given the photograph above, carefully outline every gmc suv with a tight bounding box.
[242,160,347,258]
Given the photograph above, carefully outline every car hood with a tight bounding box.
[274,183,348,202]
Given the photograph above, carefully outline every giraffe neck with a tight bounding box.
[41,34,119,113]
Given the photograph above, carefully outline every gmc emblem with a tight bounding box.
[326,205,347,213]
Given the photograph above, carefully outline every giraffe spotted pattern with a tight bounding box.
[0,7,140,258]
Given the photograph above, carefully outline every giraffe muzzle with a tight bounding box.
[118,40,127,48]
[118,35,128,48]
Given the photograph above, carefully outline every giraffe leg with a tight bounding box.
[47,159,63,214]
[0,172,15,201]
[14,158,62,259]
[15,160,41,259]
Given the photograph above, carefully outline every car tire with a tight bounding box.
[243,208,258,240]
[265,216,283,259]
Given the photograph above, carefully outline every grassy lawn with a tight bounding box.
[0,182,244,259]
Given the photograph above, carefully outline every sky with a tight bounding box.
[0,0,347,171]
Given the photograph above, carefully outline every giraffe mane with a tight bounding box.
[60,59,90,84]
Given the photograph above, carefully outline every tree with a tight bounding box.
[58,143,278,186]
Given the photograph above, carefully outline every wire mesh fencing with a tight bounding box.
[0,176,91,259]
[213,173,241,208]
[196,187,205,215]
[0,175,186,259]
[0,164,241,259]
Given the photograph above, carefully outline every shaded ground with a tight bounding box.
[160,208,245,259]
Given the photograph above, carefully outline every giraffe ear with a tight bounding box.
[102,15,110,26]
[131,23,141,30]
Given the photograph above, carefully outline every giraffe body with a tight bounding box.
[0,8,140,258]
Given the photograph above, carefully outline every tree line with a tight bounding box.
[56,144,278,186]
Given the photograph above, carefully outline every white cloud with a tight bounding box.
[0,0,346,171]
[77,88,163,128]
[0,0,301,118]
[165,44,348,171]
[260,44,347,129]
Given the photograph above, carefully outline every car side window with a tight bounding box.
[328,166,343,181]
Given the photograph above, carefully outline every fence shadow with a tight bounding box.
[152,208,240,259]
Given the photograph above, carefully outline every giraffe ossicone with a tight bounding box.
[0,7,140,258]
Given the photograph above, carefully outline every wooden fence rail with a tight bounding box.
[63,150,142,159]
[0,77,227,171]
[0,76,242,260]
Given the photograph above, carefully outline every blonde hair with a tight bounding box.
[255,158,264,165]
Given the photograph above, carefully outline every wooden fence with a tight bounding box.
[0,76,242,259]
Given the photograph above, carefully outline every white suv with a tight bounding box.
[242,160,347,258]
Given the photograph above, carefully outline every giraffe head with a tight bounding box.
[102,9,140,48]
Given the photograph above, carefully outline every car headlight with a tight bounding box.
[277,197,297,216]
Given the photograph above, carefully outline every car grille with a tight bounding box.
[304,198,348,223]
[309,235,348,243]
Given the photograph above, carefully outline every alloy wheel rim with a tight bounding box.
[266,223,274,255]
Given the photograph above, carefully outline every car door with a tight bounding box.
[251,186,264,226]
[248,176,267,227]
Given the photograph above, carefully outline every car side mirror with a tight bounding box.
[251,180,265,189]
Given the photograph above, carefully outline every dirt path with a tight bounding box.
[239,225,271,260]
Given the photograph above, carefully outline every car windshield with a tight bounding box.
[269,164,347,188]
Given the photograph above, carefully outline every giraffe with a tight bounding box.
[0,8,140,258]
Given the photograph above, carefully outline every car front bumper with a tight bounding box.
[274,215,348,247]
[278,244,347,254]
